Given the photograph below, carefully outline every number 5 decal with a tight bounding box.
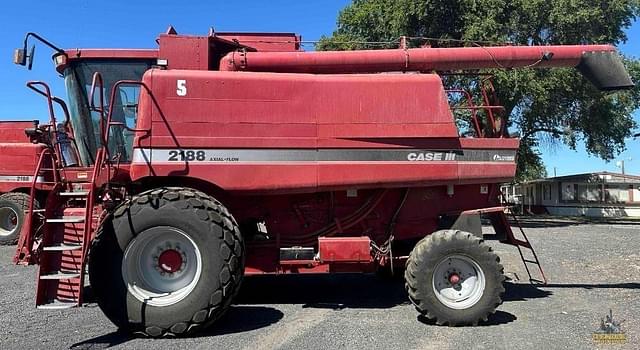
[176,79,187,96]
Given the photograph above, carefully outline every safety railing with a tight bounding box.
[26,81,82,167]
[444,75,507,138]
[13,147,59,264]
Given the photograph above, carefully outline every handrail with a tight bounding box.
[25,81,73,125]
[446,89,483,137]
[104,80,152,153]
[14,147,58,264]
[480,77,508,137]
[445,76,508,138]
[26,81,57,127]
[106,121,150,133]
[479,79,498,136]
[89,72,105,114]
[25,81,79,168]
[88,72,107,152]
[82,147,106,257]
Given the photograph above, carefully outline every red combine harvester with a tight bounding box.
[0,121,52,245]
[12,28,633,336]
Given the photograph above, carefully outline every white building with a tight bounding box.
[508,172,640,217]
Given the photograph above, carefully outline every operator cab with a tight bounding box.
[60,56,155,165]
[13,33,157,168]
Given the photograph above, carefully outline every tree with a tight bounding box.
[318,0,640,181]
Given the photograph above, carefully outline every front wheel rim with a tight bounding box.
[0,206,19,237]
[122,226,202,307]
[432,254,486,310]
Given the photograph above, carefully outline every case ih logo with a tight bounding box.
[407,152,456,161]
[492,154,515,162]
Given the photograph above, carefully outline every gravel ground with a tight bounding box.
[1,218,639,349]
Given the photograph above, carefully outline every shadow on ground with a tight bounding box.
[418,310,517,327]
[235,273,409,309]
[503,282,553,301]
[543,282,640,290]
[69,305,284,349]
[70,331,131,350]
[510,216,640,229]
[79,275,628,348]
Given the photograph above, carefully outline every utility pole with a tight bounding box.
[616,160,626,177]
[554,167,557,177]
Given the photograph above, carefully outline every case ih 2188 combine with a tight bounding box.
[12,28,633,336]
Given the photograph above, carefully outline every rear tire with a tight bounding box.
[405,230,505,326]
[0,192,38,245]
[89,187,244,337]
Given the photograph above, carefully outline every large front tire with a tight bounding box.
[89,187,244,337]
[405,230,505,326]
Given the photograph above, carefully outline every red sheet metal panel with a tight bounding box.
[0,121,36,143]
[158,35,210,70]
[127,65,519,194]
[134,69,457,145]
[143,70,455,127]
[0,136,45,192]
[130,69,489,192]
[216,32,301,52]
[319,237,372,263]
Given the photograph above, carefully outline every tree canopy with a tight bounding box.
[318,0,640,181]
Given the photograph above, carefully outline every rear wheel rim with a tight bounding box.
[122,226,202,307]
[0,206,19,237]
[432,254,486,310]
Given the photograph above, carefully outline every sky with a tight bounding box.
[0,0,638,177]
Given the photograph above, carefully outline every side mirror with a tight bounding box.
[27,45,35,70]
[13,45,35,70]
[13,48,26,66]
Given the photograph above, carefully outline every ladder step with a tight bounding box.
[59,191,90,197]
[40,271,81,280]
[523,259,539,264]
[37,300,77,310]
[31,209,46,213]
[46,216,85,223]
[42,243,82,251]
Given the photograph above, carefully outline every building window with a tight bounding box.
[562,183,575,201]
[543,184,551,200]
[578,184,601,202]
[605,185,629,203]
[633,186,640,203]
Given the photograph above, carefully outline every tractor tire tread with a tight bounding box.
[0,192,38,245]
[90,187,243,337]
[404,229,505,326]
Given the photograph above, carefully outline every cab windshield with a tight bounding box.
[63,59,153,166]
